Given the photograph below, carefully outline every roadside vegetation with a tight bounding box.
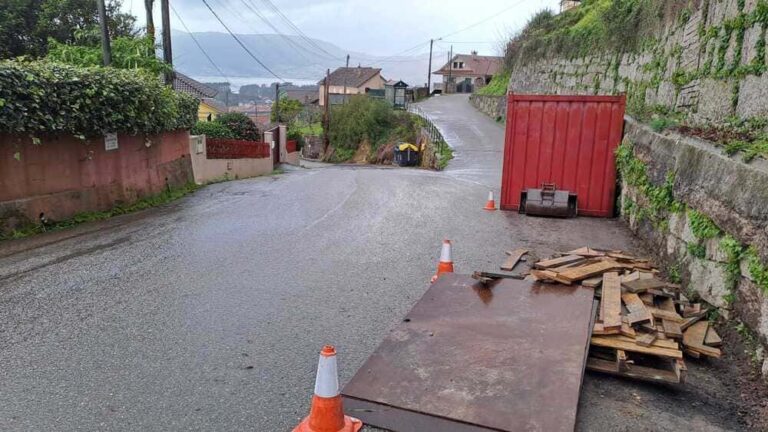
[476,71,510,96]
[326,96,419,163]
[0,182,200,241]
[190,113,260,140]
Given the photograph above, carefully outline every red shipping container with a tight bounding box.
[500,94,626,218]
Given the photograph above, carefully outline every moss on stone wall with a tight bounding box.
[616,137,768,297]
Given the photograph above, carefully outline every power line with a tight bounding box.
[258,0,343,61]
[170,4,231,83]
[238,0,321,63]
[201,0,285,82]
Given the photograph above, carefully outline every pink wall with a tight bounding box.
[0,131,192,230]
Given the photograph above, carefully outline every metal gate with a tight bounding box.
[500,94,626,218]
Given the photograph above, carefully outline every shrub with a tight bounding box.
[0,60,197,137]
[190,121,235,139]
[214,112,260,141]
[329,96,395,149]
[476,72,510,96]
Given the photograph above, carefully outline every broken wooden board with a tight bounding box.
[501,249,529,271]
[647,306,684,323]
[590,336,683,359]
[636,332,658,347]
[529,270,559,283]
[601,272,622,330]
[609,334,680,350]
[593,323,620,336]
[680,315,703,332]
[683,321,722,358]
[622,278,666,294]
[659,298,684,339]
[343,274,596,432]
[535,255,585,270]
[566,246,605,258]
[705,326,723,347]
[622,293,653,325]
[586,355,685,384]
[582,276,603,288]
[557,260,621,284]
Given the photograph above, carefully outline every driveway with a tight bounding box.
[0,95,752,431]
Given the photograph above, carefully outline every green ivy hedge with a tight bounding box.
[0,60,198,138]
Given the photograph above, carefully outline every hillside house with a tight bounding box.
[317,66,386,106]
[433,52,503,94]
[173,72,226,121]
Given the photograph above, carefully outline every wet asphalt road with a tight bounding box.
[0,95,746,431]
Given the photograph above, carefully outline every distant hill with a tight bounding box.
[172,31,437,89]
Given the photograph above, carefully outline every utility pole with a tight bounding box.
[342,54,350,103]
[160,0,173,84]
[427,39,433,93]
[96,0,111,66]
[323,68,330,152]
[144,0,155,44]
[274,83,280,123]
[447,45,453,94]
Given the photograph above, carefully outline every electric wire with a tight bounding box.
[201,0,285,82]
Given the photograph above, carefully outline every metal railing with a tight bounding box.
[408,105,448,154]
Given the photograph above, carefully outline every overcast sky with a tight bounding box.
[125,0,561,56]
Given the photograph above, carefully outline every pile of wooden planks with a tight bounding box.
[491,246,723,385]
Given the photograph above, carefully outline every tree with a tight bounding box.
[0,0,137,59]
[271,96,303,123]
[0,0,46,58]
[47,35,169,74]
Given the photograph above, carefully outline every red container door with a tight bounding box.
[500,94,626,218]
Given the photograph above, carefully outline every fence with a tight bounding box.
[206,139,270,159]
[286,140,298,153]
[408,105,448,154]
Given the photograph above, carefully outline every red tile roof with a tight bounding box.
[433,54,503,77]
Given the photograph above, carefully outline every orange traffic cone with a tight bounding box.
[431,240,454,283]
[293,345,362,432]
[483,191,497,211]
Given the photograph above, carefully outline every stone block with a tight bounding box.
[762,358,768,380]
[737,74,768,118]
[688,256,731,308]
[656,81,677,108]
[736,278,764,332]
[645,86,658,106]
[725,32,738,67]
[745,0,760,13]
[741,257,755,281]
[741,24,762,65]
[667,233,689,259]
[761,290,768,343]
[697,78,735,121]
[668,212,686,238]
[705,237,730,263]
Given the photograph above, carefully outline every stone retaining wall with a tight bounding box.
[508,0,768,123]
[469,94,506,122]
[621,118,768,375]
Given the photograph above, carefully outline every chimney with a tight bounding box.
[471,50,478,57]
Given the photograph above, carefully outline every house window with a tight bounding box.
[452,61,464,69]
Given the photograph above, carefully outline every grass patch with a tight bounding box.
[476,71,510,96]
[437,143,454,170]
[328,147,356,163]
[0,182,200,241]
